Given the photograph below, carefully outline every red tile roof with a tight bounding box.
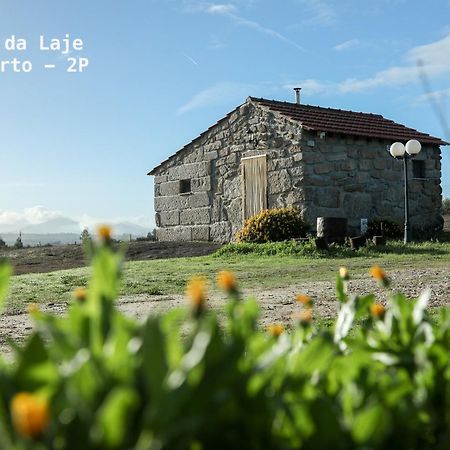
[149,97,448,175]
[250,97,448,146]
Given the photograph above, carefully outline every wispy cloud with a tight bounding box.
[286,33,450,95]
[182,53,199,65]
[177,81,255,114]
[297,0,337,26]
[334,38,360,51]
[188,2,303,51]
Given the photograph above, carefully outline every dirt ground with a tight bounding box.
[1,218,449,353]
[0,241,221,275]
[1,265,449,354]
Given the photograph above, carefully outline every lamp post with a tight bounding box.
[389,139,422,244]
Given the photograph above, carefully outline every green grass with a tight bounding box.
[4,238,450,314]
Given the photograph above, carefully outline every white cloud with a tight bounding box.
[207,3,236,14]
[0,207,153,234]
[415,87,450,104]
[289,33,450,96]
[0,206,63,227]
[284,79,332,95]
[297,0,337,26]
[334,38,360,51]
[177,81,255,114]
[189,2,303,51]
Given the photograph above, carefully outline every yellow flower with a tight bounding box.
[292,309,313,325]
[186,276,207,309]
[295,294,312,307]
[339,266,349,280]
[267,324,284,337]
[73,287,87,302]
[217,271,237,292]
[27,303,39,315]
[97,225,112,241]
[370,266,389,287]
[11,392,50,439]
[370,303,386,319]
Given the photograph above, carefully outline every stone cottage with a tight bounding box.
[148,96,448,242]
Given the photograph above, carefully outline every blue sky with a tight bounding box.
[1,0,449,233]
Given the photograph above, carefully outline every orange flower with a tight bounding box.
[370,303,386,319]
[267,324,284,337]
[97,225,112,241]
[27,303,39,315]
[217,271,237,292]
[370,266,389,287]
[339,266,349,280]
[73,287,87,302]
[296,294,312,307]
[292,309,313,325]
[11,392,50,439]
[186,276,207,309]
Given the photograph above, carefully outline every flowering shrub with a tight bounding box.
[0,236,449,449]
[236,207,309,243]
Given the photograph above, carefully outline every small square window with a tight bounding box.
[412,160,426,179]
[179,179,191,194]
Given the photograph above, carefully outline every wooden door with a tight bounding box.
[241,155,268,221]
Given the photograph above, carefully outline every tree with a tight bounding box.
[14,232,24,249]
[80,228,91,243]
[0,236,6,248]
[442,197,450,215]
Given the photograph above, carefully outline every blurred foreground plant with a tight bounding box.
[0,233,449,449]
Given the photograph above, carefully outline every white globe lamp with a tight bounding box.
[405,139,421,155]
[390,142,406,158]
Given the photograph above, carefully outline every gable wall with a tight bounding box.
[153,101,308,242]
[299,130,442,232]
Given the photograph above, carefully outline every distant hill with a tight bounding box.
[0,218,150,246]
[21,218,80,234]
[1,233,81,247]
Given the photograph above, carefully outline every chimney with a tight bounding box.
[294,87,301,104]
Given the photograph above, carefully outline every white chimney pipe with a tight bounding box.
[294,87,301,104]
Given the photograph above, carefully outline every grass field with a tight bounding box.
[5,238,450,313]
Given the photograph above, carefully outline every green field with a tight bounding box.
[5,239,450,313]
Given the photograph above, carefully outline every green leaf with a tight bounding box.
[96,387,139,449]
[352,403,388,444]
[141,317,168,403]
[14,334,58,390]
[335,274,347,303]
[0,260,11,314]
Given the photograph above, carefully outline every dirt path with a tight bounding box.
[1,266,449,353]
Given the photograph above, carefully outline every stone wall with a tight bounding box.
[299,130,442,233]
[153,100,308,242]
[152,98,442,242]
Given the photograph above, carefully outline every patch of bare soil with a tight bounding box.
[0,241,221,275]
[1,266,448,355]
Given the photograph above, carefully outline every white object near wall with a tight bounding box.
[360,218,368,235]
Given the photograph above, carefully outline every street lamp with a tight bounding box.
[389,139,422,244]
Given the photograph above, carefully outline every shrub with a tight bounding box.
[442,197,450,215]
[0,239,449,449]
[367,218,403,239]
[13,234,24,249]
[236,207,309,243]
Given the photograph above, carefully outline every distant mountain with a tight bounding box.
[0,217,151,245]
[113,222,149,236]
[21,217,80,234]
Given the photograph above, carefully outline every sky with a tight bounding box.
[1,0,449,234]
